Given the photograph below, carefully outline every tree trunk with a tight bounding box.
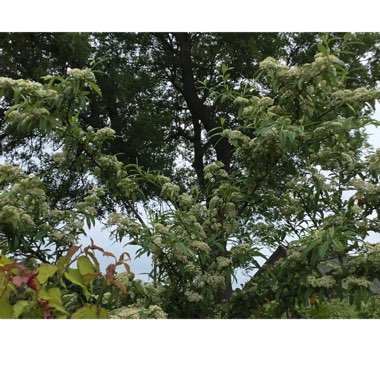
[173,33,232,173]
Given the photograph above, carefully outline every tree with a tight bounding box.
[1,33,379,206]
[0,34,380,318]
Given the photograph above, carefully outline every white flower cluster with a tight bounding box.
[153,222,170,234]
[350,178,379,195]
[233,96,250,106]
[267,105,284,116]
[94,127,116,143]
[196,273,224,289]
[221,129,250,147]
[259,57,287,72]
[333,87,380,104]
[216,256,231,269]
[284,66,301,79]
[95,155,123,175]
[148,236,164,255]
[117,301,168,319]
[368,149,380,176]
[343,276,372,289]
[109,307,140,319]
[258,97,274,108]
[307,275,336,288]
[5,106,51,128]
[0,164,24,182]
[190,240,211,253]
[161,182,180,199]
[240,96,275,118]
[108,212,142,237]
[157,175,171,184]
[0,205,35,229]
[52,152,66,164]
[178,193,194,209]
[0,77,58,99]
[77,187,105,217]
[350,204,362,215]
[67,68,96,82]
[117,176,138,196]
[285,251,308,265]
[184,290,203,302]
[204,161,229,180]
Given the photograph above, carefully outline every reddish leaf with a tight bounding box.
[66,245,82,264]
[44,308,55,319]
[11,270,39,289]
[37,299,54,319]
[27,274,40,291]
[68,245,82,256]
[102,250,116,260]
[87,239,117,263]
[11,275,29,287]
[112,279,126,294]
[91,243,105,253]
[0,263,27,273]
[121,252,131,261]
[116,253,132,274]
[105,264,116,282]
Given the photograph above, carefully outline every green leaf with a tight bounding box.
[71,304,108,319]
[0,255,13,265]
[38,287,68,316]
[13,300,29,318]
[279,130,287,147]
[64,269,90,300]
[303,240,320,255]
[332,239,344,251]
[77,256,96,276]
[47,288,67,315]
[37,263,58,284]
[0,297,13,319]
[347,103,356,114]
[288,131,296,145]
[318,241,329,259]
[86,252,100,272]
[64,268,85,288]
[87,81,102,96]
[317,44,327,54]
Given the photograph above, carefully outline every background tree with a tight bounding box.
[1,33,380,318]
[1,33,379,206]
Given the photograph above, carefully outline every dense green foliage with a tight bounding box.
[1,33,380,318]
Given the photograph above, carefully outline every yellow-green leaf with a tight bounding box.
[77,256,96,276]
[0,297,13,319]
[64,269,90,300]
[0,255,13,266]
[64,268,85,288]
[38,287,68,316]
[37,263,58,284]
[13,300,29,318]
[71,304,108,319]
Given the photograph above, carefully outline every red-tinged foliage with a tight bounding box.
[0,263,27,272]
[9,267,40,290]
[117,253,131,273]
[105,264,116,282]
